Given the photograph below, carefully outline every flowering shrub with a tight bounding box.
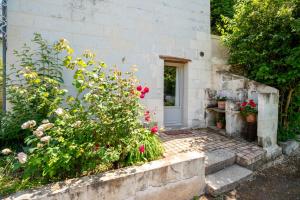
[0,36,163,194]
[240,99,258,116]
[0,33,66,148]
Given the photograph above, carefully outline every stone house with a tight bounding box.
[5,0,281,157]
[6,0,211,128]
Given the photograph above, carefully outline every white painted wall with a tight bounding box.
[7,0,211,128]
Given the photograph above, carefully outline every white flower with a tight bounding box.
[42,119,49,124]
[21,120,36,129]
[40,136,51,143]
[1,148,12,155]
[55,108,64,116]
[72,121,82,128]
[36,123,54,132]
[17,152,27,164]
[33,130,44,138]
[37,143,44,148]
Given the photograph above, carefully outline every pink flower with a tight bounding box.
[140,93,145,99]
[17,152,27,164]
[143,87,149,94]
[145,116,151,122]
[139,145,145,153]
[144,111,150,116]
[137,85,143,91]
[151,125,158,134]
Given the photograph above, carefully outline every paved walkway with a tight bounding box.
[161,128,266,167]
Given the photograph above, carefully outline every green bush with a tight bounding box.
[221,0,300,141]
[0,36,163,196]
[0,33,65,148]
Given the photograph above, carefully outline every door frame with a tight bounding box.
[163,61,185,127]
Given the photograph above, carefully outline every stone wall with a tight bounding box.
[207,71,282,159]
[4,152,206,200]
[6,0,211,128]
[210,35,230,91]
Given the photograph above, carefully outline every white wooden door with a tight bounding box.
[164,65,183,126]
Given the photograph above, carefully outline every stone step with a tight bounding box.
[205,149,236,175]
[205,164,253,197]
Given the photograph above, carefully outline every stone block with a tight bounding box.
[135,176,205,200]
[279,140,300,156]
[205,149,236,175]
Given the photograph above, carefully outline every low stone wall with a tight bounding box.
[5,152,205,200]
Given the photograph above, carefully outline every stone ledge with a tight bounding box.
[4,152,206,200]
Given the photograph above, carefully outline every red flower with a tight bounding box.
[137,85,143,91]
[249,101,256,108]
[139,145,145,153]
[249,99,254,102]
[144,110,150,116]
[143,87,149,94]
[140,93,145,99]
[151,125,158,134]
[241,102,247,107]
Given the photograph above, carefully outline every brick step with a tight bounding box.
[205,164,253,197]
[205,149,236,175]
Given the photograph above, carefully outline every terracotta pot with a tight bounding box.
[246,114,256,123]
[216,122,223,129]
[218,101,226,110]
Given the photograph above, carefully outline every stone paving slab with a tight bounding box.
[161,128,267,168]
[205,164,253,197]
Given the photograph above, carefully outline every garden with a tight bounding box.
[0,34,163,196]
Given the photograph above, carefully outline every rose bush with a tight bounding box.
[0,36,163,195]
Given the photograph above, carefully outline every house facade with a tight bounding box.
[7,0,212,128]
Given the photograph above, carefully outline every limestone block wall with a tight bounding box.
[6,0,211,128]
[5,152,206,200]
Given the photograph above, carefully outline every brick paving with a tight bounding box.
[161,128,266,167]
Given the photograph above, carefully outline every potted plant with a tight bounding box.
[216,116,225,129]
[240,99,258,123]
[216,96,227,110]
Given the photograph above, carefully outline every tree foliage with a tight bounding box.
[211,0,235,35]
[221,0,300,141]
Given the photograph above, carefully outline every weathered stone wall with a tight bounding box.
[4,152,206,200]
[209,71,281,158]
[6,0,211,128]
